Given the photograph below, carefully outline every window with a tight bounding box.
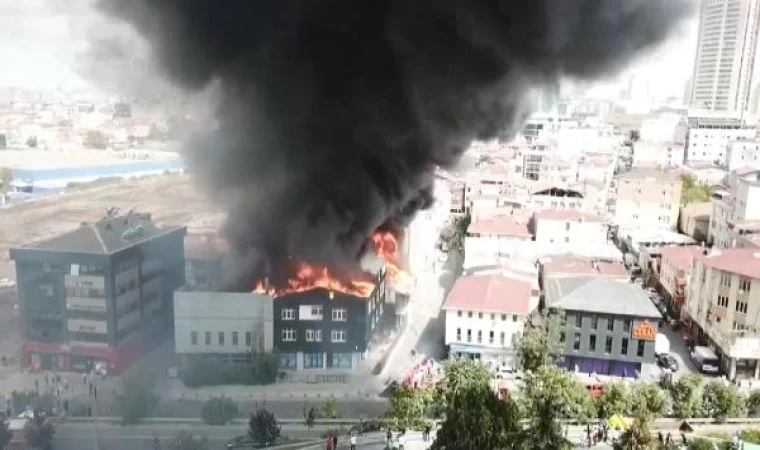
[218,332,225,345]
[500,332,505,346]
[607,319,614,332]
[605,336,613,354]
[720,273,731,287]
[305,329,323,342]
[245,332,252,346]
[575,315,582,328]
[478,312,483,319]
[636,340,645,357]
[332,308,347,321]
[565,222,571,231]
[564,236,570,243]
[489,331,494,344]
[740,278,752,293]
[457,311,462,318]
[282,329,296,342]
[468,311,473,318]
[490,313,495,320]
[467,329,472,343]
[331,329,347,343]
[304,352,323,369]
[190,331,198,346]
[232,331,239,346]
[280,352,297,369]
[621,338,629,355]
[513,314,518,322]
[282,308,296,320]
[717,295,729,308]
[477,330,482,344]
[573,333,581,350]
[589,335,597,352]
[590,315,598,329]
[502,314,507,321]
[736,300,748,314]
[204,331,211,346]
[623,320,631,333]
[456,328,461,341]
[333,352,353,369]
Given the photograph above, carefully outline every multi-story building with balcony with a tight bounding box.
[685,249,760,379]
[658,246,705,318]
[10,212,186,374]
[611,168,683,230]
[708,168,760,248]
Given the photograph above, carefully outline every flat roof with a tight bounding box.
[545,276,661,318]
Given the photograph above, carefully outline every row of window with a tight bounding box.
[719,273,753,293]
[281,328,346,343]
[568,333,645,357]
[455,328,509,346]
[190,331,253,347]
[281,307,347,321]
[573,315,631,333]
[456,310,520,322]
[280,352,354,370]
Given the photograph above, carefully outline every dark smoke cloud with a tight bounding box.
[96,0,692,289]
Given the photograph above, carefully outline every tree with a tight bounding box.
[702,380,743,421]
[669,374,702,419]
[171,431,208,450]
[320,398,341,419]
[617,415,657,450]
[597,382,631,419]
[747,389,760,417]
[23,411,54,450]
[438,214,471,252]
[116,372,159,424]
[200,396,239,425]
[84,130,108,149]
[152,435,163,450]
[520,366,594,450]
[516,311,564,372]
[629,382,666,418]
[303,405,317,435]
[0,416,12,450]
[386,386,430,429]
[248,407,281,447]
[681,174,711,205]
[255,351,281,384]
[431,359,521,450]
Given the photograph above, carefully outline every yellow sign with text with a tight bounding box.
[632,320,657,341]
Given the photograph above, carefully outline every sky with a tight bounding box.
[0,0,700,99]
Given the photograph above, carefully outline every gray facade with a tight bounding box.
[561,311,658,364]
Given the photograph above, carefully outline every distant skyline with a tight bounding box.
[0,0,700,100]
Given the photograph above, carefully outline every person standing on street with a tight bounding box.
[332,434,337,450]
[350,432,357,450]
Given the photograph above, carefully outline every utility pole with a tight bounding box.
[91,383,100,450]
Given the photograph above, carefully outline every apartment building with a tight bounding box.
[443,274,537,368]
[690,0,760,114]
[685,117,756,165]
[545,276,662,377]
[679,202,712,242]
[612,168,683,229]
[404,179,451,274]
[272,270,387,371]
[633,141,686,167]
[727,138,760,170]
[10,212,186,374]
[658,246,706,318]
[708,168,760,248]
[174,292,273,364]
[464,214,533,269]
[532,210,608,251]
[685,249,760,379]
[538,255,628,288]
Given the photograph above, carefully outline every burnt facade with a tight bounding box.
[273,269,387,370]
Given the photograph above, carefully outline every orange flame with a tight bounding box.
[253,262,375,298]
[372,231,414,288]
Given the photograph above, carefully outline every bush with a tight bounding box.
[116,373,159,424]
[248,407,281,447]
[702,380,743,421]
[200,397,239,425]
[741,429,760,444]
[181,353,280,388]
[320,398,342,419]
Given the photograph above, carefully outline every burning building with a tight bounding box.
[273,268,387,371]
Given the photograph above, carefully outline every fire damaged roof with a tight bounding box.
[18,213,185,254]
[443,274,533,315]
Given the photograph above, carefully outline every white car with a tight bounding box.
[493,366,518,379]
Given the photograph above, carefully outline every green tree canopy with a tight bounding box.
[516,312,564,372]
[200,396,239,425]
[747,389,760,417]
[386,386,433,429]
[248,407,281,447]
[171,431,209,450]
[702,380,744,421]
[431,359,521,450]
[23,411,54,450]
[618,415,658,450]
[669,374,703,419]
[597,382,631,418]
[520,366,594,450]
[116,372,159,424]
[629,382,666,419]
[681,174,711,205]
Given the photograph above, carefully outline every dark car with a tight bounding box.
[657,353,679,372]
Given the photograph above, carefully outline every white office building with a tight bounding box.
[686,116,756,165]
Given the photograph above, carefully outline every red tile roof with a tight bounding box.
[442,275,533,315]
[541,255,628,278]
[468,216,532,237]
[697,249,760,279]
[735,166,760,177]
[659,246,704,273]
[533,209,606,223]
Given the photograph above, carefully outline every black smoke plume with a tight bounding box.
[96,0,691,290]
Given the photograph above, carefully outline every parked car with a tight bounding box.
[657,353,679,372]
[493,365,519,380]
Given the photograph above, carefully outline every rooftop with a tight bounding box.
[734,166,760,177]
[18,212,184,254]
[697,248,760,279]
[615,167,682,183]
[468,215,533,237]
[680,202,712,218]
[659,246,705,273]
[534,209,606,223]
[545,276,662,318]
[541,255,628,279]
[442,274,534,315]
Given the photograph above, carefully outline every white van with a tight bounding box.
[690,346,720,374]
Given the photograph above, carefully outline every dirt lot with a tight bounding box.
[0,174,224,368]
